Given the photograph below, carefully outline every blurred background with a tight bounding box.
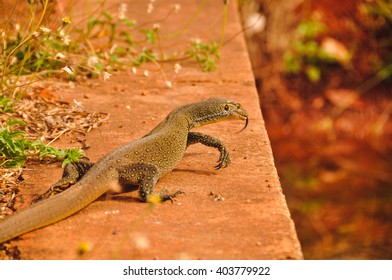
[239,0,392,259]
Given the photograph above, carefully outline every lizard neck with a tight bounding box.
[182,97,248,129]
[144,97,248,137]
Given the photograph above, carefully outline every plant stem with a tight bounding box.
[219,0,228,48]
[0,0,49,93]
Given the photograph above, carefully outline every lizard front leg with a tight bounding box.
[118,163,184,202]
[32,160,94,203]
[187,131,231,169]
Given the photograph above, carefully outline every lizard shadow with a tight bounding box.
[172,168,216,176]
[96,168,215,203]
[97,184,140,203]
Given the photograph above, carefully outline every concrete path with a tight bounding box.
[9,0,303,259]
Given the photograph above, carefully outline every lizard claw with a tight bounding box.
[159,189,185,203]
[215,148,231,170]
[32,182,72,204]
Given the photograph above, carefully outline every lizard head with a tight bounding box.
[188,97,249,130]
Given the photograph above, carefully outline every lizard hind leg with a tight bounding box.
[118,162,159,202]
[159,188,185,203]
[119,163,184,203]
[32,160,94,203]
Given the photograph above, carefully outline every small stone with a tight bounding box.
[213,194,225,202]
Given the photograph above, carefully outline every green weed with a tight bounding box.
[283,19,338,83]
[1,1,226,95]
[0,96,14,112]
[185,40,221,72]
[0,118,84,168]
[0,0,228,168]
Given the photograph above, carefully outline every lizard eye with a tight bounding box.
[224,104,229,111]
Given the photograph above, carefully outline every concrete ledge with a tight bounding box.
[9,0,303,259]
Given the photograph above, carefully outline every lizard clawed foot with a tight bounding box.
[215,148,231,170]
[31,182,73,204]
[159,188,185,203]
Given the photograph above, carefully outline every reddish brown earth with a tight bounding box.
[252,0,392,259]
[2,0,302,259]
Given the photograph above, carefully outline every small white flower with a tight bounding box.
[32,31,40,38]
[59,29,71,45]
[103,71,111,80]
[173,63,182,74]
[131,67,137,74]
[110,44,117,54]
[118,3,127,20]
[147,3,154,14]
[132,233,150,250]
[191,37,201,44]
[15,23,20,32]
[165,81,172,88]
[55,52,66,60]
[152,23,160,30]
[62,35,71,45]
[10,56,17,65]
[40,26,51,34]
[245,12,266,36]
[87,56,99,67]
[143,70,149,77]
[172,4,181,13]
[104,209,120,215]
[62,66,74,75]
[102,52,109,60]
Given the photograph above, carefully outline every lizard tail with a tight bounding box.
[0,181,106,244]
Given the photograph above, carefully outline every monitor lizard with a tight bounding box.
[0,97,248,243]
